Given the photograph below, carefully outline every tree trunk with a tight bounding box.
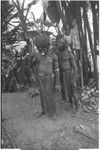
[83,5,98,89]
[83,8,92,83]
[56,1,69,35]
[61,1,72,33]
[91,2,99,60]
[74,2,84,89]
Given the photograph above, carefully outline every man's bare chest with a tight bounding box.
[58,52,70,62]
[39,55,53,66]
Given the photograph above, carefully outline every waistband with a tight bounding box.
[38,73,54,78]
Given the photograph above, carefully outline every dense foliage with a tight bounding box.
[1,0,99,88]
[1,1,18,50]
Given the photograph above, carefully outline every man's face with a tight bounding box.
[43,47,48,55]
[38,47,48,55]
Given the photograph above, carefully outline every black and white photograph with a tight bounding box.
[1,0,99,149]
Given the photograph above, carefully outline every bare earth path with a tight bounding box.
[2,87,99,150]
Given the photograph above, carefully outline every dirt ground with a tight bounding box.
[1,87,99,150]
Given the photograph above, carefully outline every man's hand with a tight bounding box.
[55,85,61,93]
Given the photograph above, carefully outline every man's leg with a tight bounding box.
[66,74,73,107]
[38,77,45,115]
[72,85,79,111]
[71,74,79,111]
[60,71,68,101]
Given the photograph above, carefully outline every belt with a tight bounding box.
[38,73,54,78]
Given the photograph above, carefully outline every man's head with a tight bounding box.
[34,34,50,55]
[56,35,67,51]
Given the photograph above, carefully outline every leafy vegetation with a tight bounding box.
[1,1,18,50]
[1,0,99,88]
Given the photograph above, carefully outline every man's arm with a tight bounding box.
[69,52,78,78]
[53,54,61,92]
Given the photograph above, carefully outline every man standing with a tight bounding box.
[31,34,61,118]
[56,36,79,111]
